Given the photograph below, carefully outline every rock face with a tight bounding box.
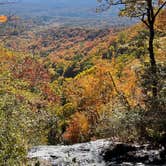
[28,139,166,166]
[103,143,166,166]
[28,139,110,166]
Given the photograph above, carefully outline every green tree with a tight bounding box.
[0,94,28,165]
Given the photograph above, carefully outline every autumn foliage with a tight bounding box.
[0,15,7,23]
[0,14,165,165]
[63,112,89,143]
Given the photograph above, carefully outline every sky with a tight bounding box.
[1,0,99,12]
[21,0,98,6]
[0,0,109,18]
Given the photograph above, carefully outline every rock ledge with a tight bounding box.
[28,139,166,166]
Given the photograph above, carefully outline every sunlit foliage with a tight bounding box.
[0,15,8,23]
[0,11,165,164]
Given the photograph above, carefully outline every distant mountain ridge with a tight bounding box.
[0,0,135,27]
[1,0,98,16]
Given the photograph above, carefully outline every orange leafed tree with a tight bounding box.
[0,15,8,23]
[63,112,89,144]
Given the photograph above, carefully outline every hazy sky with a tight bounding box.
[22,0,97,4]
[1,0,103,17]
[1,0,99,12]
[19,0,98,6]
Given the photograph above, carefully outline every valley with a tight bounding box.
[0,1,165,165]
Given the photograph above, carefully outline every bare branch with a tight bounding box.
[141,13,150,28]
[97,0,126,12]
[107,72,131,111]
[154,0,166,18]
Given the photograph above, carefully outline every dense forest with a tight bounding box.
[0,0,166,165]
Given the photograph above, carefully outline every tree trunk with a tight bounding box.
[149,23,157,97]
[147,0,158,98]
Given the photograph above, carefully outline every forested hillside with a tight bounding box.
[0,1,166,165]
